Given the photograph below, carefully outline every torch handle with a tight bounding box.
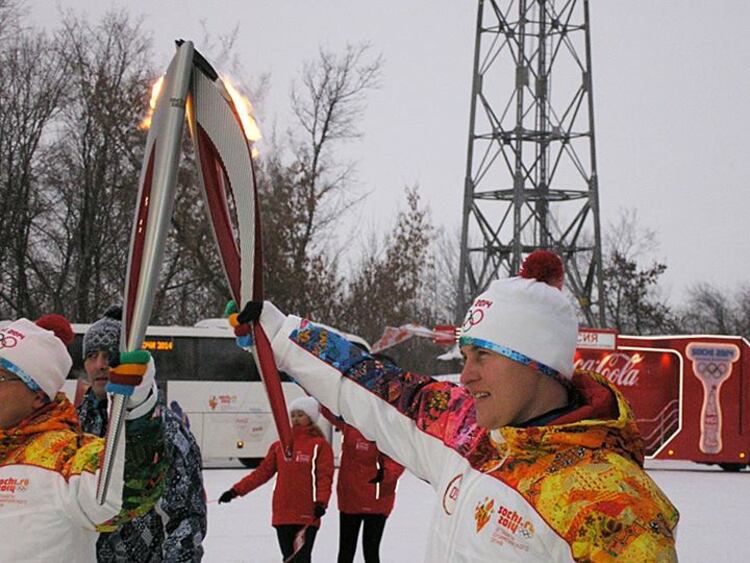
[96,394,127,504]
[252,322,295,459]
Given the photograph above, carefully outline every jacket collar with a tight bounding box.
[0,393,80,456]
[490,371,645,467]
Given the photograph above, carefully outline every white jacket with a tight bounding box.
[0,381,160,562]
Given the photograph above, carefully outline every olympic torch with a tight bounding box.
[97,41,194,504]
[185,48,295,459]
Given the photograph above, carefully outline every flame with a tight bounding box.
[137,72,261,158]
[222,75,262,145]
[140,75,165,130]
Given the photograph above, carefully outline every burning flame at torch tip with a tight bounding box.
[138,73,261,157]
[139,75,165,130]
[222,75,263,146]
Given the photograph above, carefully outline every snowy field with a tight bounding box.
[202,460,750,562]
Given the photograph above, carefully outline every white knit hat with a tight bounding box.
[459,251,578,379]
[289,396,320,423]
[0,318,72,398]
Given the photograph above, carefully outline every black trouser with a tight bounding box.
[274,524,318,562]
[337,512,388,563]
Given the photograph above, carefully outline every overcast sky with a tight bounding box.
[26,1,750,305]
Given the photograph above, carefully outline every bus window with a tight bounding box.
[193,337,259,382]
[68,328,292,384]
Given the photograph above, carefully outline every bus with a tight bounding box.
[64,320,332,467]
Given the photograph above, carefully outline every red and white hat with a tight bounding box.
[0,318,72,398]
[459,251,578,380]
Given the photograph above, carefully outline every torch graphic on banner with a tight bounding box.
[97,40,293,504]
[685,343,740,455]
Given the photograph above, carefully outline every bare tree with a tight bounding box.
[259,43,382,320]
[0,0,20,39]
[736,285,750,338]
[430,227,461,325]
[601,209,675,334]
[38,11,154,321]
[679,283,750,338]
[342,186,434,341]
[0,27,68,317]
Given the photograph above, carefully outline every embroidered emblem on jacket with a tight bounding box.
[474,497,494,532]
[442,474,462,515]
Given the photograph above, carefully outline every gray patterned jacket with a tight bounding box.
[78,390,207,562]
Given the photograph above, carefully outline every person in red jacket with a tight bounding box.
[334,419,404,563]
[322,337,406,563]
[219,396,334,562]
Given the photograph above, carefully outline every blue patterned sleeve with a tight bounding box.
[159,409,207,563]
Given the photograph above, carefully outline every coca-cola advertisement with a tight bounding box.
[575,348,681,457]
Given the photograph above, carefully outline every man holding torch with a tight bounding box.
[0,317,166,562]
[230,250,679,562]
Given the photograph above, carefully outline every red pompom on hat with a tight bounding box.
[519,250,564,290]
[36,314,75,346]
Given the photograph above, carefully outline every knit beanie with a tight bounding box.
[289,396,320,423]
[459,250,578,379]
[83,305,122,360]
[0,318,72,399]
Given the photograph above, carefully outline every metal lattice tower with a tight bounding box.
[457,0,605,327]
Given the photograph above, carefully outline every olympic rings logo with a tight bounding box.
[461,308,485,331]
[0,332,18,349]
[697,361,728,378]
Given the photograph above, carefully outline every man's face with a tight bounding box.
[0,367,47,430]
[83,350,110,399]
[459,345,543,429]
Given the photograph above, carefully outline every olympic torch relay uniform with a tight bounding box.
[0,395,165,562]
[0,320,165,562]
[231,425,334,528]
[258,314,678,562]
[329,419,404,516]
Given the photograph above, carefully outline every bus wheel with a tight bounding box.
[719,463,746,472]
[239,457,261,468]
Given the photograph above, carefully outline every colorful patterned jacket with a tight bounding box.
[0,393,165,562]
[79,389,207,562]
[263,315,679,562]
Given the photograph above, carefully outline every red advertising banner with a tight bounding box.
[575,347,681,457]
[574,334,749,469]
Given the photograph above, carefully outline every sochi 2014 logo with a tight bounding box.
[495,505,535,539]
[0,477,30,493]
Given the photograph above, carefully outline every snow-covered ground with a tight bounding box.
[202,461,750,562]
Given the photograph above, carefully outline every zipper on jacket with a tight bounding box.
[375,457,381,501]
[311,443,319,503]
